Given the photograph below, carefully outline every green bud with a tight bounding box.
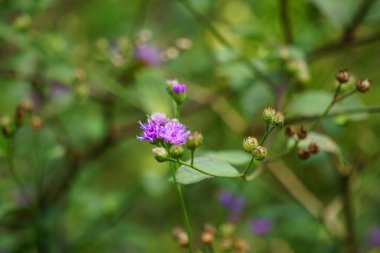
[0,116,14,138]
[152,147,169,162]
[273,111,284,127]
[242,136,258,153]
[252,146,267,161]
[186,131,203,150]
[169,145,184,159]
[262,107,276,124]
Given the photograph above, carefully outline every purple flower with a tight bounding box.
[369,228,380,247]
[50,82,70,100]
[218,191,246,222]
[137,113,190,145]
[250,218,273,236]
[134,44,161,65]
[172,83,186,94]
[160,119,190,145]
[218,191,234,208]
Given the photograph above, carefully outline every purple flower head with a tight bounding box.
[250,218,273,236]
[49,82,70,100]
[218,191,245,212]
[369,228,380,247]
[134,44,162,66]
[137,113,190,145]
[160,119,190,145]
[172,83,186,94]
[137,113,169,143]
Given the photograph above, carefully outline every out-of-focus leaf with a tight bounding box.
[175,157,240,185]
[310,0,357,28]
[241,82,274,120]
[288,132,343,160]
[203,150,251,165]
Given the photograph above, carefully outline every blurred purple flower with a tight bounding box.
[28,90,42,109]
[137,113,190,145]
[250,218,273,236]
[49,82,70,100]
[369,228,380,247]
[134,44,161,66]
[218,191,246,222]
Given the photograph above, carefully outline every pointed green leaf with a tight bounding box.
[175,157,240,185]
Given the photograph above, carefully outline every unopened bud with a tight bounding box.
[308,142,319,154]
[356,79,371,93]
[298,149,310,160]
[273,111,284,127]
[167,79,186,105]
[172,227,189,248]
[21,99,34,112]
[297,126,307,139]
[336,69,350,83]
[284,126,295,137]
[186,131,203,150]
[201,231,214,245]
[30,116,43,131]
[252,146,267,161]
[262,107,276,124]
[203,223,217,235]
[234,239,249,253]
[220,238,233,250]
[14,104,26,127]
[242,136,258,153]
[1,116,14,138]
[220,223,235,237]
[152,147,168,162]
[169,145,184,159]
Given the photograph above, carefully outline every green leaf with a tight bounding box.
[288,132,343,159]
[175,157,240,185]
[203,150,251,165]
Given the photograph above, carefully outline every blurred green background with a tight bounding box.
[0,0,380,252]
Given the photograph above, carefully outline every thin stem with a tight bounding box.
[190,149,195,166]
[260,126,275,146]
[279,0,293,44]
[285,105,380,125]
[169,162,193,253]
[335,90,357,103]
[340,173,358,253]
[174,102,180,119]
[168,158,243,178]
[242,157,255,180]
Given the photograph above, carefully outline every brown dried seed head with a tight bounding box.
[298,148,311,160]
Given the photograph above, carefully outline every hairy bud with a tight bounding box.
[30,116,43,131]
[252,146,267,161]
[308,142,320,154]
[273,111,284,127]
[172,227,189,248]
[152,147,169,162]
[169,145,184,159]
[262,107,276,124]
[298,149,310,160]
[186,131,203,150]
[284,126,295,137]
[297,126,307,139]
[356,79,371,93]
[242,136,258,153]
[336,69,350,84]
[1,116,14,138]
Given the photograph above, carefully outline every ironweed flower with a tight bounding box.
[137,113,190,145]
[218,191,246,222]
[167,79,187,104]
[250,218,273,235]
[369,228,380,247]
[134,44,162,66]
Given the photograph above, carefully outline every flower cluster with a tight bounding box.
[137,112,190,145]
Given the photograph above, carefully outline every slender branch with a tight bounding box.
[285,106,380,125]
[279,0,293,44]
[169,162,193,253]
[342,0,377,42]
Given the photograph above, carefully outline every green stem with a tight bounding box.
[168,158,243,178]
[190,149,195,166]
[174,102,180,119]
[260,126,275,146]
[242,157,255,180]
[169,162,193,253]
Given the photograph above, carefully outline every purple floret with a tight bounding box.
[172,83,186,94]
[250,218,273,235]
[160,119,190,145]
[369,228,380,247]
[137,113,190,145]
[135,44,162,66]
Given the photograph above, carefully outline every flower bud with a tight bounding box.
[308,142,319,154]
[220,223,235,238]
[284,126,295,137]
[242,136,258,153]
[336,69,350,83]
[220,238,233,251]
[296,126,307,139]
[169,145,184,159]
[298,149,310,160]
[356,79,371,93]
[167,79,186,105]
[273,111,284,127]
[152,147,169,162]
[262,107,276,124]
[234,239,249,253]
[201,231,214,245]
[186,131,203,150]
[14,104,26,127]
[1,116,14,138]
[30,116,43,131]
[252,146,267,161]
[172,227,189,248]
